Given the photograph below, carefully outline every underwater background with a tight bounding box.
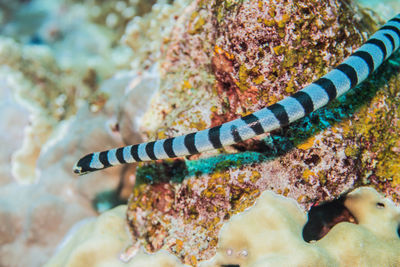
[0,0,399,266]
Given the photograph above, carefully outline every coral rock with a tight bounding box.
[125,0,400,263]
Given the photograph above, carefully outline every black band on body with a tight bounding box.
[99,151,111,168]
[388,17,400,25]
[241,113,264,134]
[145,141,158,160]
[267,103,289,127]
[130,144,142,162]
[313,77,337,102]
[116,147,127,163]
[384,33,396,51]
[163,138,177,158]
[366,38,387,60]
[352,51,374,74]
[208,125,223,149]
[336,63,358,88]
[184,133,199,154]
[291,91,314,115]
[76,154,98,173]
[381,25,400,42]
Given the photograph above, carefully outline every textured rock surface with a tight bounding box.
[125,0,400,264]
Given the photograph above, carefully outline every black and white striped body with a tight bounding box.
[74,14,400,175]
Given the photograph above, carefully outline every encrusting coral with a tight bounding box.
[44,187,400,267]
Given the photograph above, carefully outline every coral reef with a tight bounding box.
[122,0,193,70]
[201,187,400,267]
[0,73,29,186]
[0,33,110,183]
[0,0,191,264]
[123,0,400,264]
[0,182,95,267]
[358,0,400,21]
[138,0,375,139]
[1,0,399,266]
[0,0,27,26]
[65,0,157,41]
[44,187,400,267]
[0,29,118,265]
[0,0,148,265]
[0,74,133,266]
[44,205,187,267]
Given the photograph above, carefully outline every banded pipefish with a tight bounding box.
[74,14,400,175]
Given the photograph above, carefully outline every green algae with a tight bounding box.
[135,151,267,184]
[135,159,189,185]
